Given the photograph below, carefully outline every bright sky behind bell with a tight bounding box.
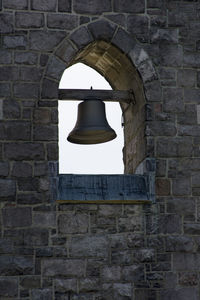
[58,63,124,174]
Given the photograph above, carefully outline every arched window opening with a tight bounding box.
[58,63,124,174]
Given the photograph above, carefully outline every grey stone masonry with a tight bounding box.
[1,0,200,299]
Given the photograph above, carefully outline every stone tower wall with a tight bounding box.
[1,1,200,299]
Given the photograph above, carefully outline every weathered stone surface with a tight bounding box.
[112,27,136,55]
[159,215,182,234]
[0,255,34,275]
[122,264,144,282]
[173,253,200,271]
[0,13,13,33]
[2,207,32,227]
[23,228,49,246]
[33,124,58,141]
[166,236,194,252]
[14,83,39,99]
[0,50,12,64]
[12,162,32,177]
[55,278,77,293]
[70,26,93,49]
[58,0,71,12]
[47,14,78,30]
[4,143,45,160]
[46,56,66,80]
[30,30,66,51]
[42,259,85,277]
[58,212,88,234]
[33,212,56,227]
[31,0,57,11]
[101,266,121,281]
[0,161,9,176]
[114,0,144,13]
[70,235,108,258]
[79,278,100,292]
[31,288,52,300]
[14,51,38,65]
[41,78,59,99]
[20,276,41,289]
[178,272,198,286]
[160,287,199,300]
[172,177,191,196]
[0,179,16,197]
[113,283,132,298]
[73,0,111,14]
[88,20,116,42]
[0,278,18,297]
[159,44,183,67]
[55,40,77,64]
[156,137,193,157]
[16,12,44,28]
[0,121,31,140]
[3,35,27,49]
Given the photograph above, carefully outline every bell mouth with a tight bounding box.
[67,128,117,144]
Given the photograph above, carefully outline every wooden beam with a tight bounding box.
[58,89,134,104]
[56,199,151,204]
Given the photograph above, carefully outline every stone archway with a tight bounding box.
[41,19,161,174]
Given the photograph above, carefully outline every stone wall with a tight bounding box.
[1,0,200,299]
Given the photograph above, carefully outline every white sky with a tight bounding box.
[58,63,124,174]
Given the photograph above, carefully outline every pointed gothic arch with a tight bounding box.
[41,19,161,174]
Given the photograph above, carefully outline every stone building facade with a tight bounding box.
[1,0,200,299]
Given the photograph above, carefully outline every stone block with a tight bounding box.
[34,109,51,124]
[0,83,10,97]
[42,258,85,277]
[31,0,57,11]
[144,81,162,102]
[15,12,44,28]
[19,66,43,82]
[70,235,108,258]
[163,87,184,113]
[0,179,16,197]
[197,71,200,87]
[47,13,78,30]
[55,278,77,293]
[183,52,200,68]
[41,78,59,99]
[20,276,41,289]
[146,121,176,136]
[177,69,196,87]
[14,83,39,99]
[0,66,19,81]
[2,207,32,227]
[122,265,144,282]
[47,143,58,160]
[114,0,144,13]
[58,213,88,234]
[0,13,13,33]
[156,137,193,157]
[58,0,71,12]
[173,253,200,271]
[30,30,66,51]
[151,28,178,44]
[3,0,28,9]
[12,162,32,177]
[179,272,198,286]
[88,19,116,43]
[105,14,126,27]
[127,15,149,41]
[165,236,194,252]
[0,238,14,254]
[184,224,200,235]
[56,40,77,65]
[70,26,93,49]
[111,249,132,264]
[135,248,155,263]
[0,255,34,275]
[73,0,111,14]
[172,177,191,196]
[156,178,170,196]
[0,278,18,297]
[0,121,31,140]
[33,212,56,227]
[0,50,12,64]
[137,59,158,83]
[167,198,195,216]
[113,283,132,298]
[184,88,200,104]
[159,214,182,234]
[112,27,136,55]
[3,99,20,119]
[17,177,39,191]
[118,215,143,232]
[4,142,45,160]
[14,51,38,65]
[3,35,27,49]
[159,44,183,67]
[46,56,66,81]
[23,228,49,246]
[33,124,57,141]
[0,161,9,176]
[79,278,100,292]
[160,287,199,300]
[31,288,52,300]
[101,266,121,281]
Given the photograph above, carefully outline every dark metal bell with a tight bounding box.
[67,100,117,144]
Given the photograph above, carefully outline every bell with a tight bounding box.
[67,99,117,144]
